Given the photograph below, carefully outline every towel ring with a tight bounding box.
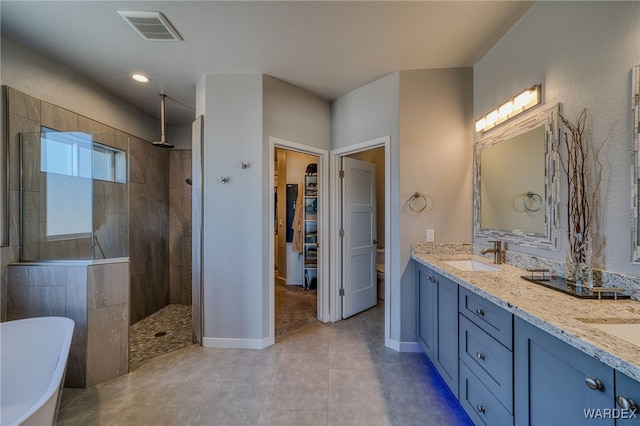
[524,191,543,212]
[407,192,428,213]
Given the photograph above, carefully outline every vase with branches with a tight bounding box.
[558,109,608,288]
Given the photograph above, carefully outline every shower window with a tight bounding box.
[40,128,125,183]
[92,144,126,183]
[38,129,127,241]
[40,130,93,239]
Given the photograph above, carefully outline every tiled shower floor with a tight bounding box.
[129,304,193,370]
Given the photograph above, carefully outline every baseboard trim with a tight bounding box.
[398,341,422,353]
[389,339,422,353]
[202,336,274,350]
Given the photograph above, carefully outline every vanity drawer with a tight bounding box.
[459,287,513,349]
[459,314,513,412]
[459,362,514,426]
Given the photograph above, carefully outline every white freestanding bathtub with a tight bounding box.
[1,317,75,426]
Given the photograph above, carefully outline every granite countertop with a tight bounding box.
[412,250,640,382]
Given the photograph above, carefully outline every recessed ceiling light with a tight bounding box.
[131,73,151,83]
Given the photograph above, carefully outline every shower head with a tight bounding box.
[152,94,174,149]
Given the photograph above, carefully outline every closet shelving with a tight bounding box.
[303,172,318,290]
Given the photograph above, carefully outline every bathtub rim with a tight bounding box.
[1,316,75,426]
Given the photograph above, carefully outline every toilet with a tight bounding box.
[376,248,385,300]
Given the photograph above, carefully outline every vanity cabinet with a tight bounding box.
[417,263,436,359]
[515,317,615,425]
[416,263,459,396]
[458,288,514,426]
[415,258,639,426]
[616,371,640,425]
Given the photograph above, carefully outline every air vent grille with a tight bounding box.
[118,11,182,41]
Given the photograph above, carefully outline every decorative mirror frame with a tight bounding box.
[631,65,640,263]
[474,103,561,250]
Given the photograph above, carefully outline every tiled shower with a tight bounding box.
[1,86,192,386]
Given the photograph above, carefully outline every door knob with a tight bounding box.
[373,239,378,245]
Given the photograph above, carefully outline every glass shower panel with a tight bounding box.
[20,131,129,261]
[91,133,129,260]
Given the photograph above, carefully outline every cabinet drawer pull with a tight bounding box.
[476,352,485,360]
[476,404,486,413]
[617,396,639,411]
[585,377,604,391]
[475,307,485,316]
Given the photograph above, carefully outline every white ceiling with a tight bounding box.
[0,1,534,125]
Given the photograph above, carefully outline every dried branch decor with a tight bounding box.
[558,109,609,285]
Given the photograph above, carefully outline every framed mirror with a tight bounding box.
[632,65,640,263]
[474,103,560,250]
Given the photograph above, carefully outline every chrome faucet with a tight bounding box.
[481,240,503,264]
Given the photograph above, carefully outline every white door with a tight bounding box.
[341,157,377,318]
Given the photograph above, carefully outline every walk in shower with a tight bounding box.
[21,130,129,261]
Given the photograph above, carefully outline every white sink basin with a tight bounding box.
[442,259,501,272]
[579,321,640,347]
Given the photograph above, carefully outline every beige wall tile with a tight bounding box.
[41,101,77,131]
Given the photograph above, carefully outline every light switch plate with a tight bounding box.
[426,229,435,242]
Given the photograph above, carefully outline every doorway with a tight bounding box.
[269,137,329,340]
[274,147,318,336]
[330,136,390,345]
[342,147,386,318]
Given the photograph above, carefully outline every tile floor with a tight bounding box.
[58,303,472,425]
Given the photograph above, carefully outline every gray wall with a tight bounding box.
[474,1,640,278]
[197,74,265,343]
[195,74,330,345]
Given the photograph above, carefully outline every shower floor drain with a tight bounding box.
[154,331,167,337]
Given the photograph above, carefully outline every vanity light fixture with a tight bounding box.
[475,84,541,133]
[130,73,151,83]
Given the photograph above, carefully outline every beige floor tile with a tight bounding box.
[263,368,328,411]
[58,303,472,426]
[257,409,328,425]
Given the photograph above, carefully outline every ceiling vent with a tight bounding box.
[118,11,182,41]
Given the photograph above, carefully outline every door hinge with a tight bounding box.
[339,229,345,237]
[339,288,345,296]
[339,170,344,179]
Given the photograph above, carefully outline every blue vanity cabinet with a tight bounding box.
[417,263,436,360]
[416,263,459,396]
[515,317,616,425]
[458,288,514,425]
[435,271,460,396]
[615,371,640,425]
